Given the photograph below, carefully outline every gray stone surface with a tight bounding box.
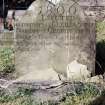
[15,0,96,80]
[0,80,102,103]
[0,32,14,47]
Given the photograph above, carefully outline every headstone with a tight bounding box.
[15,0,96,81]
[0,32,14,47]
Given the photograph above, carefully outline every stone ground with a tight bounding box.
[0,79,104,104]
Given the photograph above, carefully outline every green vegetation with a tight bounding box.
[60,84,100,105]
[96,21,105,41]
[0,47,15,74]
[0,83,101,105]
[0,88,34,105]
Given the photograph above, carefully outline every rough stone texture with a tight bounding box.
[86,75,104,83]
[15,68,65,81]
[67,60,91,81]
[0,80,103,103]
[15,0,96,80]
[0,32,14,47]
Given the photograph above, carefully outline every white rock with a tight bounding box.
[67,60,91,81]
[86,75,104,83]
[48,0,61,4]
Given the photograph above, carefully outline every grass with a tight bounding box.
[0,47,15,75]
[0,83,101,105]
[60,83,100,105]
[0,88,34,105]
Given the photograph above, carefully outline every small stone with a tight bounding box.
[66,60,91,81]
[86,75,104,83]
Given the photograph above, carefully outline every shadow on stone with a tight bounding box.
[96,40,105,75]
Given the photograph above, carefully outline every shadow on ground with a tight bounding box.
[89,90,105,105]
[95,40,105,75]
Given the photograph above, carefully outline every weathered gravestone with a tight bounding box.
[0,32,14,47]
[14,0,96,81]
